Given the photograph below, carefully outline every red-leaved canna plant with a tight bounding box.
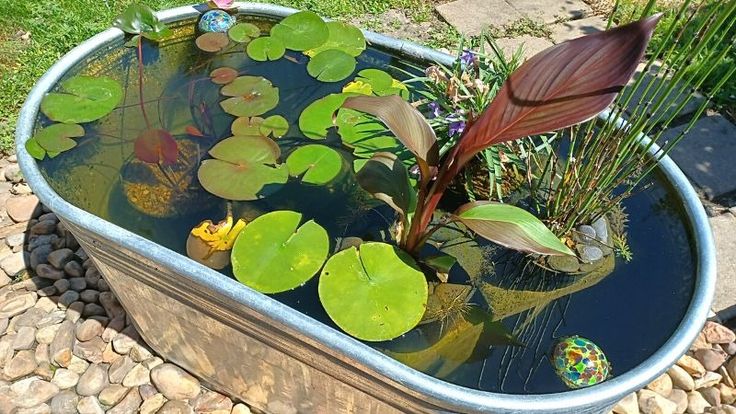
[343,14,661,257]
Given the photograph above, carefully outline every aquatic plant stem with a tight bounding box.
[137,36,152,129]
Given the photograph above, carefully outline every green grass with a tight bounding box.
[0,0,431,155]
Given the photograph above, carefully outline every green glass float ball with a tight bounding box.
[198,10,235,33]
[552,336,611,389]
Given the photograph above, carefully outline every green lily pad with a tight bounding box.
[228,22,260,42]
[354,69,410,99]
[298,93,347,139]
[232,210,329,293]
[286,145,342,185]
[355,69,393,92]
[305,21,366,57]
[33,123,85,154]
[197,135,288,200]
[231,117,264,136]
[25,138,46,160]
[318,242,428,341]
[113,4,172,41]
[307,50,356,82]
[220,76,279,117]
[246,36,286,62]
[336,108,400,157]
[40,76,123,124]
[260,115,289,137]
[270,11,329,51]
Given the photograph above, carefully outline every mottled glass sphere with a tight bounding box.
[552,336,611,389]
[198,10,235,33]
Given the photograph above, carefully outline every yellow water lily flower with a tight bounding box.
[342,80,373,95]
[186,213,246,269]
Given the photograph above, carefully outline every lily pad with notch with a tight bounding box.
[195,32,229,53]
[286,144,343,185]
[40,76,123,124]
[231,117,264,136]
[318,242,428,342]
[228,22,260,43]
[260,115,289,138]
[246,36,286,62]
[305,21,366,57]
[298,93,347,139]
[197,135,288,200]
[232,210,329,293]
[307,50,356,82]
[270,11,329,51]
[210,67,239,85]
[28,123,85,159]
[134,129,178,165]
[220,76,279,117]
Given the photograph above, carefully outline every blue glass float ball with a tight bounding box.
[198,10,235,33]
[552,336,611,389]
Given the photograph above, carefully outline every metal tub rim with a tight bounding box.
[15,3,716,413]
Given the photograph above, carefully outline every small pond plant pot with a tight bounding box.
[16,4,716,414]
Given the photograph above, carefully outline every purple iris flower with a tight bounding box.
[428,101,442,118]
[459,49,475,67]
[449,119,466,136]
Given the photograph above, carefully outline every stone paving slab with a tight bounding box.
[621,62,705,122]
[549,15,607,43]
[508,0,592,24]
[436,0,523,36]
[489,35,555,61]
[709,213,736,320]
[665,115,736,200]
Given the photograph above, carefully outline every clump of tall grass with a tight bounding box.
[536,0,736,236]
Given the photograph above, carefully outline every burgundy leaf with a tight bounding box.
[454,14,661,166]
[342,95,439,167]
[134,129,178,165]
[185,125,204,137]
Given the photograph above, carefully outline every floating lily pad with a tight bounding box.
[260,115,289,137]
[232,210,329,293]
[231,117,264,136]
[40,76,123,124]
[134,129,178,165]
[354,69,410,99]
[32,123,85,154]
[355,69,393,92]
[298,93,347,139]
[286,145,342,185]
[210,67,239,85]
[336,108,400,157]
[318,242,428,341]
[198,135,288,200]
[307,50,356,82]
[270,11,329,51]
[25,138,46,160]
[228,22,260,42]
[246,36,286,62]
[195,32,229,52]
[220,76,279,117]
[305,21,366,57]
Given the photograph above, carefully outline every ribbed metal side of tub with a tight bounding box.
[16,3,716,414]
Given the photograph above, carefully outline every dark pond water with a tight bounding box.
[32,16,696,394]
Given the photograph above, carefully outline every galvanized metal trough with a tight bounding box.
[16,4,716,413]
